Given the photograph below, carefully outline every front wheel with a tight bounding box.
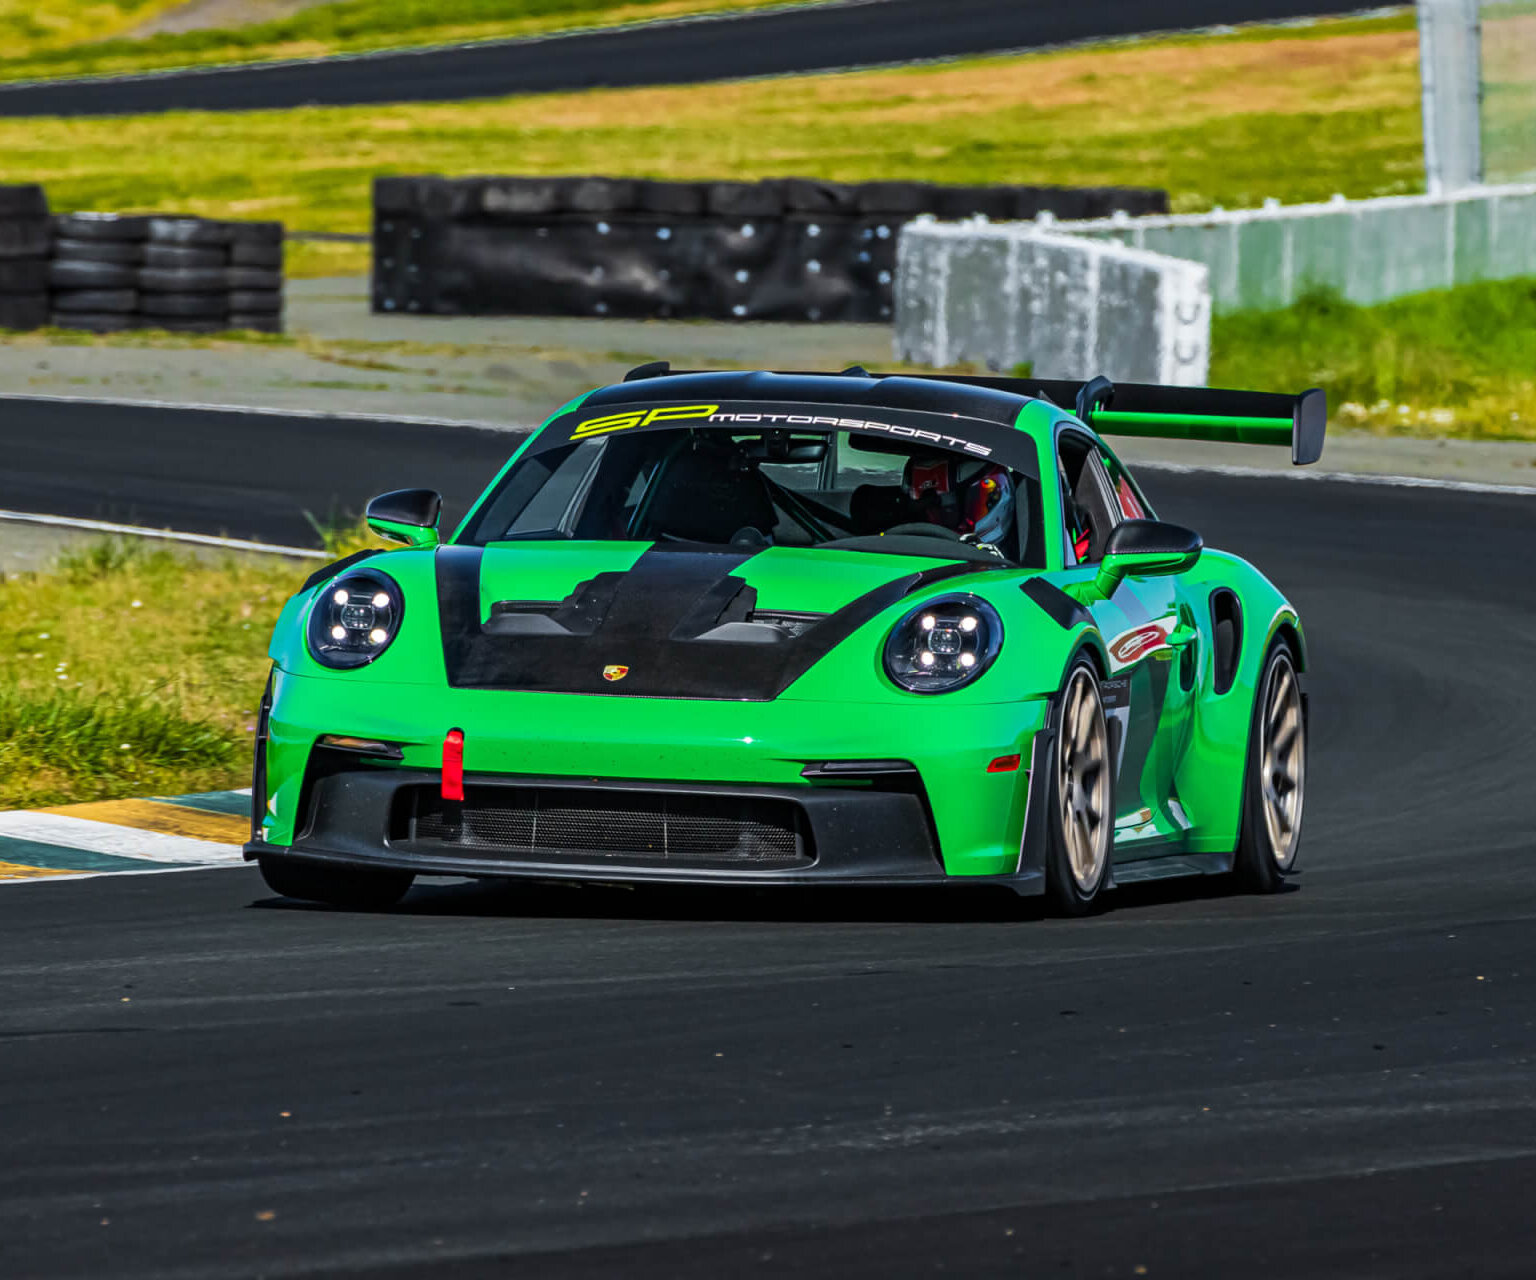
[1232,642,1306,892]
[1045,657,1114,915]
[259,856,414,910]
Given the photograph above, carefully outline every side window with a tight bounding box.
[1100,451,1152,521]
[1056,430,1124,564]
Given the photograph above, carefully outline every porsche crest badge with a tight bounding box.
[602,665,629,682]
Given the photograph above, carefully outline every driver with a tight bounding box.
[903,456,1015,545]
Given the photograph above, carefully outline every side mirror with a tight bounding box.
[366,488,442,549]
[1087,519,1202,601]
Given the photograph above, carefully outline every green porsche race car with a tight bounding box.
[248,366,1322,914]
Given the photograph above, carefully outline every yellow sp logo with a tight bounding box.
[571,403,719,440]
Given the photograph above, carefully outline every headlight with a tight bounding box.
[882,595,1003,694]
[306,570,404,669]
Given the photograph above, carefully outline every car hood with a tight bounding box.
[435,540,981,700]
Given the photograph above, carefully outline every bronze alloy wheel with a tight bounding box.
[1259,649,1306,870]
[1058,665,1110,895]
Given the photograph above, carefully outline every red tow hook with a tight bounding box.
[442,728,465,801]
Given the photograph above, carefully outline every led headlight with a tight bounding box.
[882,595,1002,694]
[306,570,403,669]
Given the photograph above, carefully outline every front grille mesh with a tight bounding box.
[398,786,808,865]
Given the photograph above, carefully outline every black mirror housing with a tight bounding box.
[366,489,443,548]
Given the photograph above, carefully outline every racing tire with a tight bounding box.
[138,316,226,333]
[0,184,47,218]
[140,291,228,318]
[53,237,146,265]
[230,240,283,267]
[0,259,48,291]
[258,856,414,910]
[51,288,138,314]
[143,244,226,269]
[1231,641,1306,893]
[50,259,138,289]
[1044,656,1114,916]
[227,312,283,333]
[228,289,282,313]
[148,216,233,246]
[0,220,51,259]
[0,292,49,330]
[138,267,228,293]
[52,213,150,242]
[51,312,139,333]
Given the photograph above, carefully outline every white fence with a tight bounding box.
[894,219,1210,386]
[1053,182,1536,311]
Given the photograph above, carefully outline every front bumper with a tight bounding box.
[248,750,1053,895]
[254,671,1052,882]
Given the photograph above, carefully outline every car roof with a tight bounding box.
[580,370,1038,430]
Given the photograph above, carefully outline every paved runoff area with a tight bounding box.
[0,790,249,881]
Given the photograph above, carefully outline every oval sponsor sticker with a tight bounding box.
[1109,624,1168,667]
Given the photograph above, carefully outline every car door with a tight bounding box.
[1056,428,1196,848]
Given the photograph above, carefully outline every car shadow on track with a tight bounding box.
[249,871,1289,925]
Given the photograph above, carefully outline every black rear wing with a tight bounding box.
[886,373,1327,466]
[622,365,1327,466]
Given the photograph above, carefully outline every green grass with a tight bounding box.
[0,10,1424,275]
[0,537,303,809]
[0,0,831,83]
[0,0,186,57]
[1211,279,1536,441]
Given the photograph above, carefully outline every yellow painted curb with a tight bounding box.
[41,799,248,846]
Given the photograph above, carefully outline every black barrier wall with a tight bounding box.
[373,177,1168,322]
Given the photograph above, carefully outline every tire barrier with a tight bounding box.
[371,176,1169,321]
[0,184,51,333]
[47,215,285,334]
[895,219,1211,386]
[0,203,286,334]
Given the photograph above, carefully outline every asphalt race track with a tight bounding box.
[3,440,1536,1276]
[0,0,1369,117]
[0,398,520,548]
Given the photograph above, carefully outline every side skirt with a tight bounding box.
[1111,851,1234,885]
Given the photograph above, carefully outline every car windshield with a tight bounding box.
[459,425,1045,566]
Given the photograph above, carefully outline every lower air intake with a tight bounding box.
[397,785,810,866]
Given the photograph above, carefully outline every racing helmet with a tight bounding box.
[903,456,1015,543]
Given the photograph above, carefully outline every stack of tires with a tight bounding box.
[0,184,51,333]
[140,217,284,334]
[51,212,149,332]
[48,214,284,334]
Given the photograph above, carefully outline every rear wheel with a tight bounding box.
[1045,657,1113,915]
[259,856,414,910]
[1233,643,1306,892]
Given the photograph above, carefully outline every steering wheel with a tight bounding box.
[884,521,963,542]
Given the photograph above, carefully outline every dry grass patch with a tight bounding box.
[1,11,1424,256]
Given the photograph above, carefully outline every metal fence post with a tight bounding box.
[1419,0,1484,193]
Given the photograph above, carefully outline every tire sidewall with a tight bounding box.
[1045,655,1113,915]
[1234,641,1305,892]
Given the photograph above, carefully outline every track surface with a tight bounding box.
[0,0,1370,117]
[0,398,518,548]
[3,464,1536,1276]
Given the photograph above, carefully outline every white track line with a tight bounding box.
[0,509,329,558]
[1133,459,1536,498]
[0,813,243,864]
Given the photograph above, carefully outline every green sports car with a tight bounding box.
[247,367,1322,914]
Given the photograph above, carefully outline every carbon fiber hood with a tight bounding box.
[435,542,976,700]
